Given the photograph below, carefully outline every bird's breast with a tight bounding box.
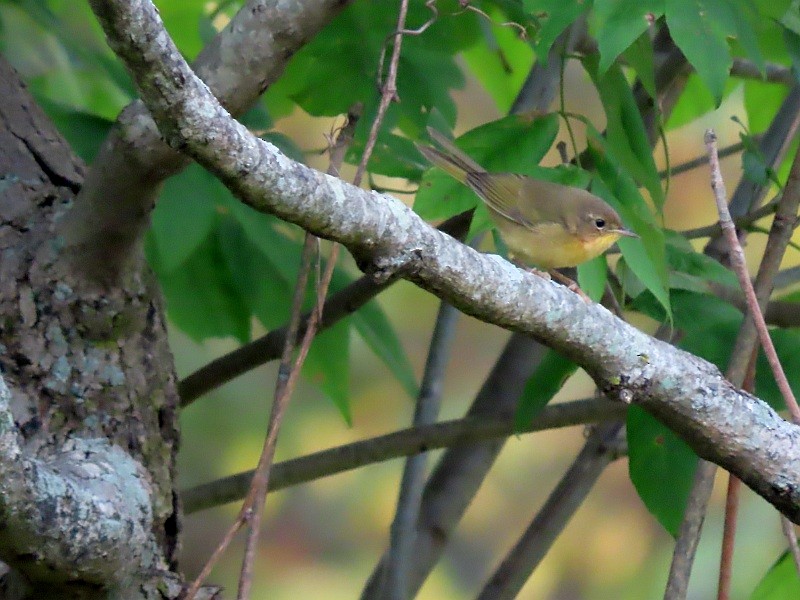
[494,220,620,269]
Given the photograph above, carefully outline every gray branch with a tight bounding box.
[61,0,352,282]
[87,0,800,522]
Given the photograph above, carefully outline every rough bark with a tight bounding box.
[0,58,186,599]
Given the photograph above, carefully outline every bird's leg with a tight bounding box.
[509,258,592,303]
[547,269,592,303]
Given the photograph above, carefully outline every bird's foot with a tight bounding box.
[547,270,592,303]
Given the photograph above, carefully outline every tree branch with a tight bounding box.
[0,375,165,592]
[182,397,627,514]
[62,0,353,282]
[88,0,800,523]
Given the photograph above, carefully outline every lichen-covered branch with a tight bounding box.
[0,375,164,593]
[87,0,800,522]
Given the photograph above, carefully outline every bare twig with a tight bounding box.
[236,109,361,598]
[664,460,717,600]
[182,397,628,514]
[708,129,800,587]
[681,196,778,240]
[659,139,748,180]
[354,0,410,187]
[781,518,800,575]
[665,115,800,599]
[718,348,756,600]
[706,129,800,423]
[384,299,459,599]
[185,236,318,600]
[718,475,742,600]
[731,58,794,85]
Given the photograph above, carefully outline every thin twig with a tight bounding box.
[665,122,800,599]
[731,58,794,85]
[664,460,717,600]
[718,476,742,600]
[717,348,756,600]
[182,397,628,514]
[185,236,317,600]
[680,196,778,240]
[235,110,361,598]
[384,277,469,598]
[705,129,800,423]
[353,0,410,187]
[707,129,800,595]
[781,517,800,574]
[659,139,748,180]
[238,241,339,600]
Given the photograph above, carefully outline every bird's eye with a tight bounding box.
[594,218,606,229]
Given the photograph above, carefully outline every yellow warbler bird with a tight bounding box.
[417,128,637,274]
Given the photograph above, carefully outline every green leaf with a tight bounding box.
[584,58,665,209]
[665,0,732,103]
[215,210,352,415]
[146,224,251,344]
[304,320,352,424]
[347,131,427,180]
[622,30,658,100]
[525,0,592,64]
[348,298,419,398]
[414,113,560,221]
[577,256,608,301]
[779,0,800,36]
[745,80,791,134]
[593,0,664,76]
[151,164,221,273]
[462,5,535,114]
[158,0,207,60]
[228,201,416,402]
[627,405,698,536]
[585,129,670,319]
[264,0,478,135]
[784,26,800,77]
[664,230,739,292]
[665,73,722,130]
[215,213,293,328]
[514,350,578,431]
[751,551,800,600]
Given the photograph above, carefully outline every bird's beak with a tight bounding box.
[614,227,639,239]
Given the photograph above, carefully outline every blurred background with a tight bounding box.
[1,0,795,598]
[175,77,786,598]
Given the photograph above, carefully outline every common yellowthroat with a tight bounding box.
[417,128,637,272]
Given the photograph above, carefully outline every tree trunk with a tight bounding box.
[0,57,189,599]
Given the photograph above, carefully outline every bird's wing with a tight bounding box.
[466,172,547,229]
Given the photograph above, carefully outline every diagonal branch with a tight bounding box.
[62,0,353,282]
[87,0,800,524]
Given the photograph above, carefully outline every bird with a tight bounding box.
[417,127,637,295]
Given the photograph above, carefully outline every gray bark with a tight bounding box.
[0,57,188,599]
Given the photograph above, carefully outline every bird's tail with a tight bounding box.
[416,127,485,183]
